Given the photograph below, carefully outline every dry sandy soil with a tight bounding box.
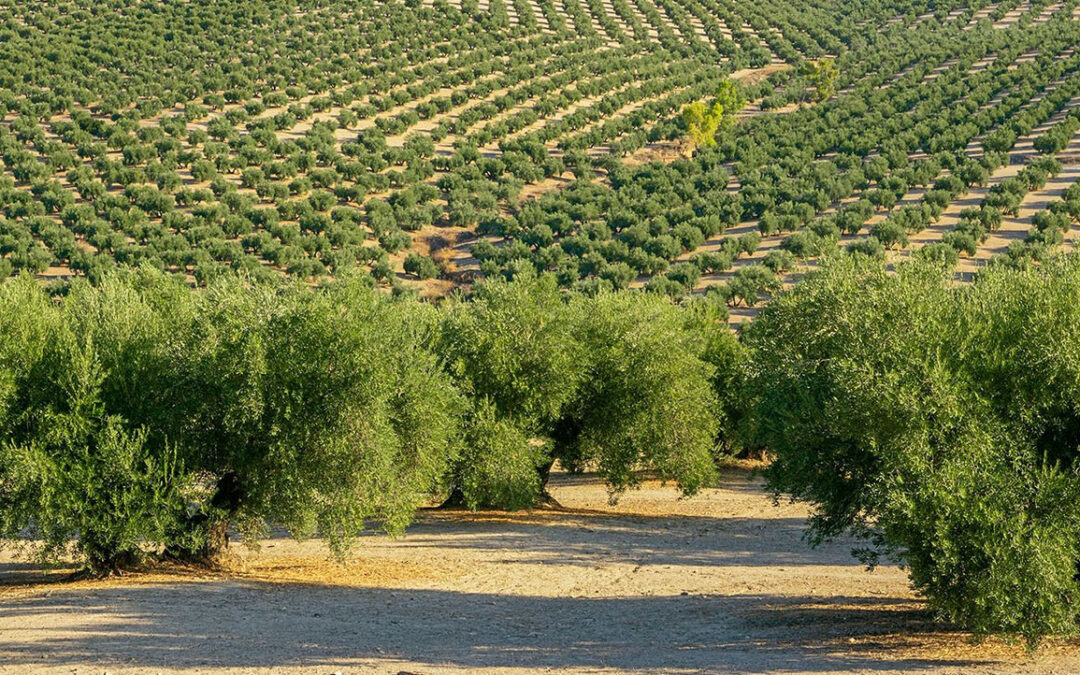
[3,468,1080,674]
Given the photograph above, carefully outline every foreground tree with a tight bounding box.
[557,291,719,496]
[440,269,720,508]
[1,266,727,571]
[0,274,195,572]
[438,270,588,507]
[166,273,465,559]
[745,255,1080,642]
[0,270,464,572]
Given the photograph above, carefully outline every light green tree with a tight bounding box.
[680,80,745,153]
[805,58,839,102]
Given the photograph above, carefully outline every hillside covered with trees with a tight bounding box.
[0,0,1077,314]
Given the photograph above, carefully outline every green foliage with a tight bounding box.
[745,255,1080,641]
[804,58,839,102]
[687,300,751,455]
[680,80,746,153]
[0,274,194,572]
[0,269,464,572]
[456,399,547,510]
[0,263,718,539]
[440,269,721,507]
[560,291,719,496]
[2,417,188,574]
[177,274,465,553]
[681,100,726,152]
[440,269,583,436]
[404,252,441,280]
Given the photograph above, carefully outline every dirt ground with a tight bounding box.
[2,468,1080,674]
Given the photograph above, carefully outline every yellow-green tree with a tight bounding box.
[805,58,839,102]
[681,80,745,153]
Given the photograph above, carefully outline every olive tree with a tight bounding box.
[0,273,195,573]
[167,273,465,558]
[440,269,721,507]
[558,291,719,497]
[0,269,464,572]
[746,255,1080,642]
[439,270,585,506]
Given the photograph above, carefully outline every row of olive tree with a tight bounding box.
[0,266,741,574]
[12,250,1080,642]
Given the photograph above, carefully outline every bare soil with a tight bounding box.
[2,468,1079,674]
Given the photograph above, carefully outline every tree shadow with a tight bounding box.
[0,560,78,587]
[0,467,1007,672]
[384,468,860,569]
[394,510,857,569]
[0,583,986,673]
[545,465,768,493]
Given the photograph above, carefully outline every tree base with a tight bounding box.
[535,489,564,509]
[160,517,231,567]
[436,487,564,511]
[436,487,469,509]
[75,549,148,579]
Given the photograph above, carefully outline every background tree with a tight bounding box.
[804,58,839,102]
[680,80,745,154]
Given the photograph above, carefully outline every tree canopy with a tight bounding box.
[746,255,1080,642]
[680,80,746,152]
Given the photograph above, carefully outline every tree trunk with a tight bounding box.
[78,546,145,578]
[162,471,244,564]
[437,486,468,509]
[438,458,563,510]
[535,457,563,508]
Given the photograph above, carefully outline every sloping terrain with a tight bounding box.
[7,0,1080,313]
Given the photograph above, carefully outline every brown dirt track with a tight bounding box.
[2,468,1079,674]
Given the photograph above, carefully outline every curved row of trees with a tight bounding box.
[471,14,1080,297]
[0,0,958,293]
[4,0,1075,303]
[1,0,875,124]
[0,3,795,287]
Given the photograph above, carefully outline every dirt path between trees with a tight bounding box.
[2,468,1079,674]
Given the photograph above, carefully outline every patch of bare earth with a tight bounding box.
[3,469,1080,674]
